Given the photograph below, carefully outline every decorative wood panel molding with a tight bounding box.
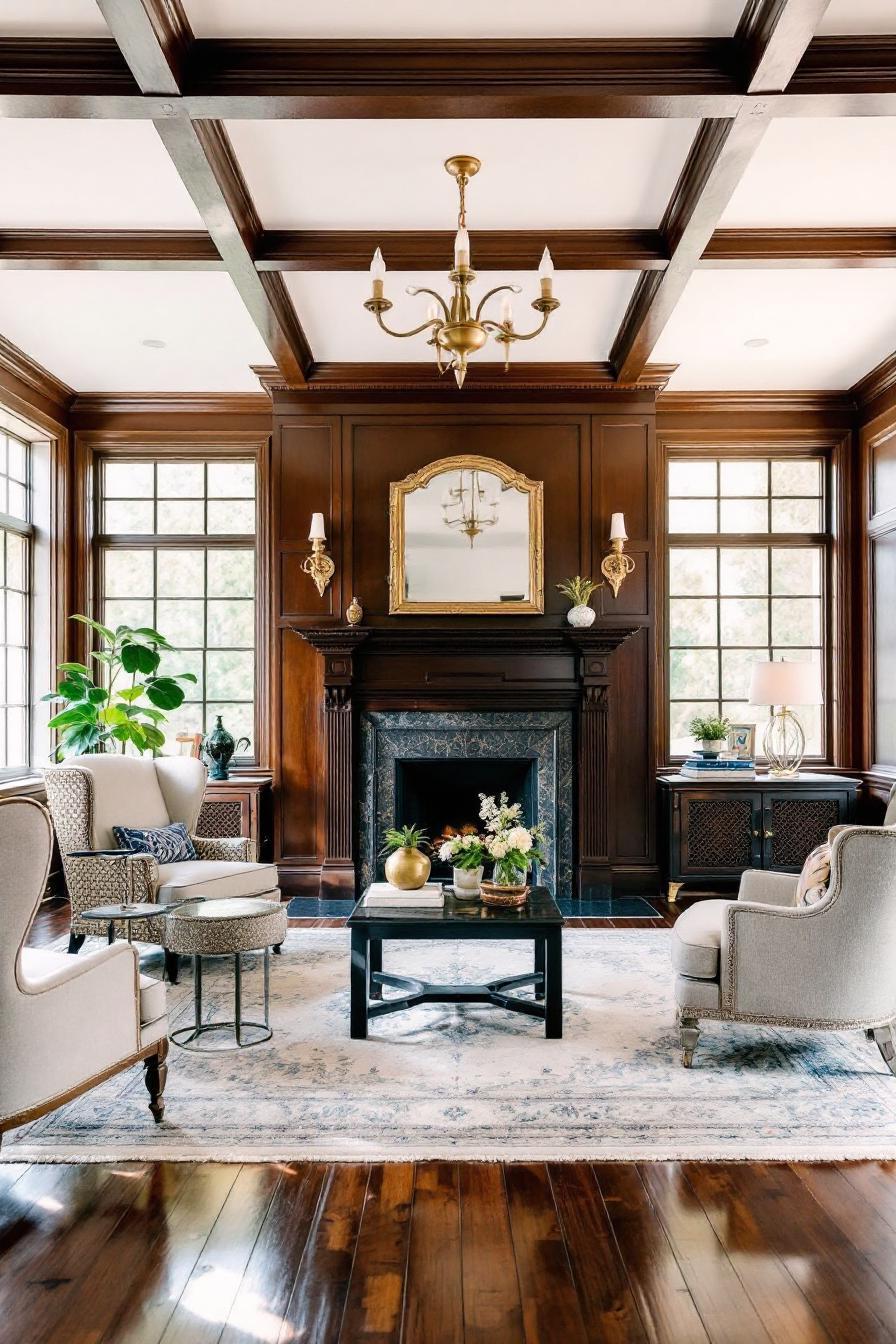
[657,389,853,415]
[851,351,896,419]
[68,391,272,418]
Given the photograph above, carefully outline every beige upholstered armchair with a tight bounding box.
[0,797,168,1145]
[45,754,280,980]
[672,827,896,1073]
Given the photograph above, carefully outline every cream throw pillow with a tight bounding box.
[797,841,831,907]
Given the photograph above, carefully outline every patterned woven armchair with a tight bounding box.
[45,755,280,979]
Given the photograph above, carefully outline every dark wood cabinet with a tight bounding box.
[197,774,274,863]
[658,773,860,900]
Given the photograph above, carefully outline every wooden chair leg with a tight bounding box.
[143,1039,169,1123]
[679,1015,701,1068]
[67,932,86,955]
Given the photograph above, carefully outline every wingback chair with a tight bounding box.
[0,797,168,1146]
[672,826,896,1072]
[44,755,280,980]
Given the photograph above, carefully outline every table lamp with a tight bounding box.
[748,659,823,777]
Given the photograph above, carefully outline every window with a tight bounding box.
[0,429,31,771]
[98,457,257,759]
[666,455,827,759]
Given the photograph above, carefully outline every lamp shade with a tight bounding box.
[748,659,823,707]
[308,512,326,541]
[609,512,627,542]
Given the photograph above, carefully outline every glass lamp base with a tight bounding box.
[762,707,806,777]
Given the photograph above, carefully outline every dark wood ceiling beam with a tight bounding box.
[6,36,895,119]
[610,0,834,383]
[153,117,311,382]
[254,230,668,272]
[5,227,896,270]
[95,0,311,384]
[0,229,223,269]
[701,228,896,266]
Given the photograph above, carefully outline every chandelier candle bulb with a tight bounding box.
[500,294,514,324]
[454,227,471,270]
[538,247,555,298]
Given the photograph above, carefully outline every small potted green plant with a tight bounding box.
[556,575,600,628]
[438,830,489,897]
[379,823,432,890]
[688,714,731,757]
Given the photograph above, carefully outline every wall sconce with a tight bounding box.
[302,512,335,597]
[600,512,635,599]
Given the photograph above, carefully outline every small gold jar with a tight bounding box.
[384,847,432,890]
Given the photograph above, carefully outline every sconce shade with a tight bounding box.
[609,512,627,542]
[308,512,327,541]
[749,659,823,706]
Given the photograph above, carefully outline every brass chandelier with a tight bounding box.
[442,468,499,546]
[364,155,560,389]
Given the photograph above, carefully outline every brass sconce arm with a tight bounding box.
[302,538,336,598]
[600,538,636,599]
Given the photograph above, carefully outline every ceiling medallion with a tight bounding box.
[364,155,560,389]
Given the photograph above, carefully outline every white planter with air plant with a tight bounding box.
[689,715,731,757]
[557,575,599,628]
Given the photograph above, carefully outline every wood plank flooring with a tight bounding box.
[4,897,895,1343]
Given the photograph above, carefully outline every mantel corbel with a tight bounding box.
[293,627,370,704]
[564,624,641,686]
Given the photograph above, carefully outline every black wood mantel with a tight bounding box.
[295,624,640,897]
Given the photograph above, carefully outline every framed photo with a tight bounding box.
[727,723,755,760]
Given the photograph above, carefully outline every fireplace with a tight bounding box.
[358,709,573,897]
[396,756,538,881]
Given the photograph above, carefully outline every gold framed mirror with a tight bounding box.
[389,455,544,615]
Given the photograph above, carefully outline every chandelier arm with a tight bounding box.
[474,284,522,321]
[497,309,553,343]
[372,311,443,341]
[406,287,451,320]
[480,319,510,334]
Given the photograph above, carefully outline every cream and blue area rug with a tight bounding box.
[7,928,896,1162]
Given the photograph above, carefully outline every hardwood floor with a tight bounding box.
[6,897,896,1343]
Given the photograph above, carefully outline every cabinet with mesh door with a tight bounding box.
[196,774,273,861]
[658,773,859,902]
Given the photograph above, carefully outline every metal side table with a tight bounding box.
[163,897,288,1052]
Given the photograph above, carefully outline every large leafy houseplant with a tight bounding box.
[44,616,197,759]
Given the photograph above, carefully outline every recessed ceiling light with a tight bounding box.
[141,338,167,350]
[744,337,769,349]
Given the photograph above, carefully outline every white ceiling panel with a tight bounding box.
[653,270,896,390]
[818,1,896,33]
[186,0,743,38]
[720,118,896,227]
[0,0,107,35]
[284,269,638,363]
[226,120,699,231]
[0,121,204,229]
[0,272,270,391]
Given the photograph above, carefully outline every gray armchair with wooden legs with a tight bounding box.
[672,826,896,1073]
[0,797,168,1147]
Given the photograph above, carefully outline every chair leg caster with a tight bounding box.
[680,1015,701,1068]
[273,943,283,955]
[873,1025,896,1077]
[67,932,86,955]
[143,1039,169,1123]
[164,950,180,985]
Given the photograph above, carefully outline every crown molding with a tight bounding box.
[656,389,853,414]
[0,334,74,420]
[851,352,896,417]
[68,391,272,416]
[252,361,677,395]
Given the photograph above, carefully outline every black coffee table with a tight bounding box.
[346,885,564,1039]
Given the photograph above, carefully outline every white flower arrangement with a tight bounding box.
[478,793,546,885]
[438,831,489,870]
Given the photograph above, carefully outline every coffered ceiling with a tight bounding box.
[0,0,895,395]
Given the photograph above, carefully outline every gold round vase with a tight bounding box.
[384,847,432,890]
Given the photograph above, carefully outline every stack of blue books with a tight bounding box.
[680,755,756,780]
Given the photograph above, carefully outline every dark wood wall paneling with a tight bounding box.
[854,356,896,813]
[273,392,659,894]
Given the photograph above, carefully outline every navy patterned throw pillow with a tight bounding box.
[112,821,198,864]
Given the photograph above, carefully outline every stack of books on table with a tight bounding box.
[680,756,756,780]
[362,882,445,907]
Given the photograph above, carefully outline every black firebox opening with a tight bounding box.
[394,757,538,881]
